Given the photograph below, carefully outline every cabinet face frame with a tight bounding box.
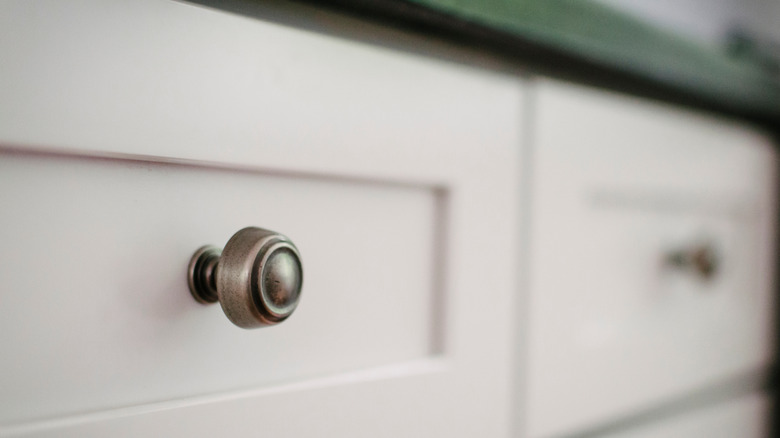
[0,0,524,436]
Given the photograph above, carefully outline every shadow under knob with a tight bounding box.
[188,227,303,329]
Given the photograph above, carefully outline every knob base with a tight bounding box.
[188,245,221,304]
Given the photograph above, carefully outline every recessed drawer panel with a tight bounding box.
[0,151,442,425]
[525,80,777,437]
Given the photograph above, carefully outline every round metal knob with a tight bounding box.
[188,227,303,329]
[665,242,719,280]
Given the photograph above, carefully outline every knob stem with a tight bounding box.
[188,246,221,304]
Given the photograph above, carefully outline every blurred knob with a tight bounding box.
[188,227,303,328]
[665,242,719,280]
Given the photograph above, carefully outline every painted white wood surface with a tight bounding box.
[0,153,441,424]
[603,393,770,438]
[525,79,777,438]
[0,0,518,185]
[0,1,523,436]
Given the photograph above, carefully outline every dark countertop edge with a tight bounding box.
[294,0,780,132]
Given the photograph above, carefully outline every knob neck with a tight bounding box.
[188,246,221,304]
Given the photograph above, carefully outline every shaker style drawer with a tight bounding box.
[0,152,440,424]
[603,393,770,438]
[0,1,523,436]
[524,80,777,437]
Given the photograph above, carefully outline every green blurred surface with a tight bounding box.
[406,0,780,120]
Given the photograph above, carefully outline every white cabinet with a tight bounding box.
[525,80,777,437]
[0,1,523,436]
[0,1,776,438]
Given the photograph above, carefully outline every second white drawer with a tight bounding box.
[524,80,777,437]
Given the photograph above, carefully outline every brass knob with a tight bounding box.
[665,242,719,280]
[188,227,303,329]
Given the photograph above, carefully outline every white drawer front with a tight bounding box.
[525,80,777,437]
[0,0,524,436]
[0,152,441,424]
